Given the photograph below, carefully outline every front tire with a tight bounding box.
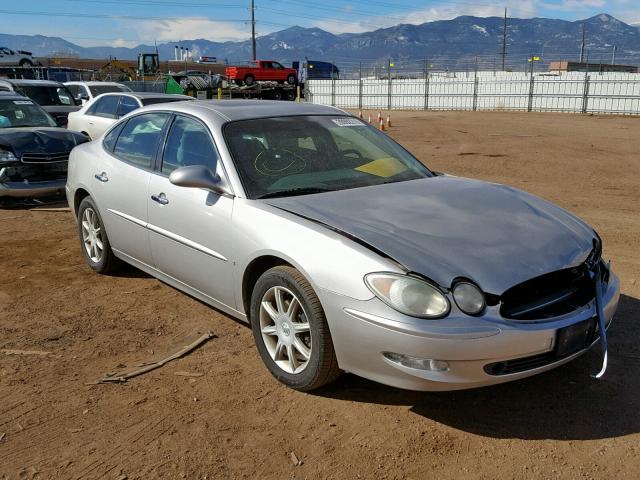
[287,74,296,85]
[77,197,120,274]
[244,74,255,86]
[19,59,33,67]
[250,266,340,391]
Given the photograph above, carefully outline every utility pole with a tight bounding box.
[501,8,507,71]
[251,0,256,61]
[579,23,585,63]
[611,44,617,65]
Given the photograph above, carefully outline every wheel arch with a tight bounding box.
[73,187,91,216]
[242,255,293,319]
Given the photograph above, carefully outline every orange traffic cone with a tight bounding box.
[379,117,386,131]
[367,114,371,123]
[377,111,382,121]
[386,114,392,128]
[358,110,363,119]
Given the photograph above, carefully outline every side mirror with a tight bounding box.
[169,165,230,195]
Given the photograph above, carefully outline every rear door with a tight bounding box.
[85,95,121,139]
[93,112,171,267]
[147,114,236,308]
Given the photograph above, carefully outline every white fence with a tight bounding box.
[305,72,640,115]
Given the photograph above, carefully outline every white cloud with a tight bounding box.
[134,17,257,43]
[312,1,539,34]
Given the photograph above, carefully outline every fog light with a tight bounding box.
[383,352,449,372]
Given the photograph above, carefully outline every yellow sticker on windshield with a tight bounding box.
[355,157,407,178]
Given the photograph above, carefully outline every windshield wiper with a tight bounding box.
[256,187,335,199]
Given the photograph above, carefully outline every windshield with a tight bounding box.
[224,115,432,199]
[0,99,57,128]
[17,85,78,106]
[88,84,131,96]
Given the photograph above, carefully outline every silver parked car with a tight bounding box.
[66,101,619,391]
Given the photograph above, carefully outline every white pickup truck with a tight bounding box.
[0,47,34,67]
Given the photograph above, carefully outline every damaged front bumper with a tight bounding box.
[319,271,620,391]
[0,164,67,198]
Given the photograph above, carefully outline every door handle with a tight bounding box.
[151,193,169,205]
[94,172,108,182]
[88,121,94,125]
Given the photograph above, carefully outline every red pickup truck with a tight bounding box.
[226,60,298,86]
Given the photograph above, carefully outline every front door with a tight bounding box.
[147,114,236,309]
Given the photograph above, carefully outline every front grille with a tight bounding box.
[0,163,67,182]
[21,152,70,164]
[499,262,602,321]
[484,351,556,375]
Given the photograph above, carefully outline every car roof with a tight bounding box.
[0,79,65,87]
[0,92,28,101]
[96,92,193,100]
[139,100,346,124]
[65,81,127,86]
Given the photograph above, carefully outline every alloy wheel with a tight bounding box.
[81,207,104,263]
[259,286,312,374]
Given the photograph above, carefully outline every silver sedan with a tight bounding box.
[65,100,619,391]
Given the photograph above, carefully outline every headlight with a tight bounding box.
[0,149,18,163]
[452,281,485,315]
[365,273,450,318]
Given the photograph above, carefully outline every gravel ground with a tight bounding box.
[0,110,638,480]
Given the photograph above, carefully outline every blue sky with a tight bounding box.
[1,0,638,46]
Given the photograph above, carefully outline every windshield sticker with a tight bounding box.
[13,100,33,105]
[332,118,365,127]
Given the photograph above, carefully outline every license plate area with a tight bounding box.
[555,317,597,358]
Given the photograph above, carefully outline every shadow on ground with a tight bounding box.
[316,293,640,441]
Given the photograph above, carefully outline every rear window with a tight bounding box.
[17,85,78,106]
[88,84,132,96]
[141,97,192,106]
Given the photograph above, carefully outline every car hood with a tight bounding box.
[265,176,597,295]
[0,127,88,157]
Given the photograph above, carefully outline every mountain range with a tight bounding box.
[1,13,639,73]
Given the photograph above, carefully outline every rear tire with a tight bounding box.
[244,74,255,86]
[77,197,120,274]
[19,59,33,67]
[250,266,341,391]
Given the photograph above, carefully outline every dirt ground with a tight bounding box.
[1,111,639,480]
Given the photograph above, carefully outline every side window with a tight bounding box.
[57,88,73,106]
[103,122,125,152]
[87,96,120,118]
[113,113,170,169]
[273,62,284,70]
[261,62,273,69]
[161,115,218,175]
[116,96,139,118]
[67,85,79,98]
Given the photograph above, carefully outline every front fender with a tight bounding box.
[232,198,403,313]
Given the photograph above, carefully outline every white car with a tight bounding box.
[64,81,132,105]
[0,47,34,67]
[67,92,194,139]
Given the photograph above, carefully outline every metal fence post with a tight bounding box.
[387,58,392,111]
[331,65,336,107]
[358,62,363,111]
[582,73,590,114]
[423,58,430,111]
[472,57,479,111]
